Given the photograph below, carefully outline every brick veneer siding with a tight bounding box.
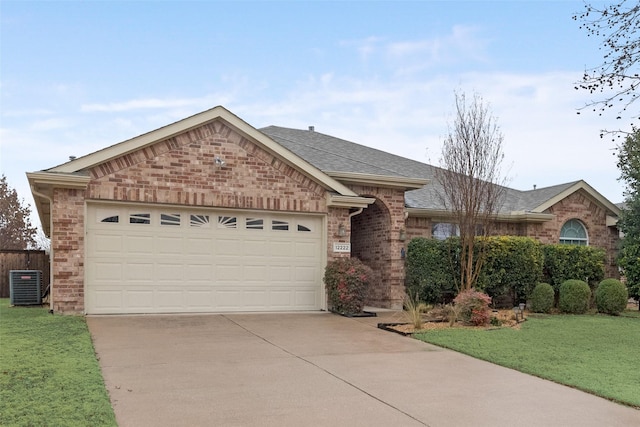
[51,119,355,313]
[348,185,406,309]
[87,120,327,212]
[524,191,620,278]
[51,188,85,313]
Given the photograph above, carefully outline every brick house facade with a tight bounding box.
[29,106,621,314]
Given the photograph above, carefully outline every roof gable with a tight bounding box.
[46,107,357,197]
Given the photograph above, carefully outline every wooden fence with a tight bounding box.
[0,250,50,298]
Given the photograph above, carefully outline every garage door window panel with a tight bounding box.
[161,213,181,226]
[130,213,151,224]
[246,218,264,230]
[190,215,210,228]
[218,216,237,229]
[272,220,289,231]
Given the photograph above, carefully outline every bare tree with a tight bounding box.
[0,174,38,250]
[574,1,640,136]
[436,92,508,291]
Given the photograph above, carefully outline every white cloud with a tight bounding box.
[81,98,201,113]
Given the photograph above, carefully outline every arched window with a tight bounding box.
[559,219,588,246]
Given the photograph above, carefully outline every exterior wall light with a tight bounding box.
[214,156,226,168]
[399,228,407,241]
[337,223,346,237]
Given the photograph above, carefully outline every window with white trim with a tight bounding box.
[432,223,459,240]
[559,219,588,246]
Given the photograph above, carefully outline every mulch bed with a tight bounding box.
[379,309,524,335]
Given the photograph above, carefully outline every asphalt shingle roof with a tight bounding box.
[260,125,584,213]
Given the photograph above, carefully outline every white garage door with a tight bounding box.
[85,204,325,314]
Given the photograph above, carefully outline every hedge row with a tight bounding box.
[406,237,606,305]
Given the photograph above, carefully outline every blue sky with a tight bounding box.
[0,1,628,230]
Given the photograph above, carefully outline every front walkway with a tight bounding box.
[88,310,640,427]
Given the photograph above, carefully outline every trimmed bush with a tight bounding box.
[542,245,605,291]
[405,238,457,304]
[479,236,543,304]
[453,289,492,326]
[530,282,555,313]
[595,278,628,315]
[324,258,373,315]
[558,279,591,314]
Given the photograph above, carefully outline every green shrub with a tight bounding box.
[405,238,457,304]
[529,282,555,313]
[558,279,591,314]
[542,245,605,291]
[479,237,544,304]
[324,258,373,315]
[453,289,492,326]
[406,236,543,306]
[595,278,628,315]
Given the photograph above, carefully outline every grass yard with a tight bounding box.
[414,312,640,408]
[0,299,117,426]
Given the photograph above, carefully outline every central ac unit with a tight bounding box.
[9,270,42,306]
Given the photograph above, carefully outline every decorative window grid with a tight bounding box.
[559,219,588,246]
[190,215,210,227]
[218,216,237,229]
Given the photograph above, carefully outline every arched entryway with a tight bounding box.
[350,198,393,307]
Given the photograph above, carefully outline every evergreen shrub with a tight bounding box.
[595,278,628,315]
[558,279,591,314]
[542,245,605,291]
[529,282,555,313]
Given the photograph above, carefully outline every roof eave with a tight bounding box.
[44,106,359,198]
[532,180,621,215]
[327,194,376,208]
[27,171,92,236]
[406,208,554,223]
[326,171,429,190]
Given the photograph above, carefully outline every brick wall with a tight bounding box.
[51,188,85,313]
[87,120,327,213]
[348,185,406,309]
[525,190,620,278]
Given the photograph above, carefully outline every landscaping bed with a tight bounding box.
[379,309,523,335]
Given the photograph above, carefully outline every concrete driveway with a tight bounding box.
[87,311,640,427]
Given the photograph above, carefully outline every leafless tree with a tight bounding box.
[574,0,640,137]
[436,92,508,291]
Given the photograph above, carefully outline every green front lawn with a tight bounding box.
[0,299,116,426]
[415,312,640,407]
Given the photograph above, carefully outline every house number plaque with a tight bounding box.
[333,243,351,253]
